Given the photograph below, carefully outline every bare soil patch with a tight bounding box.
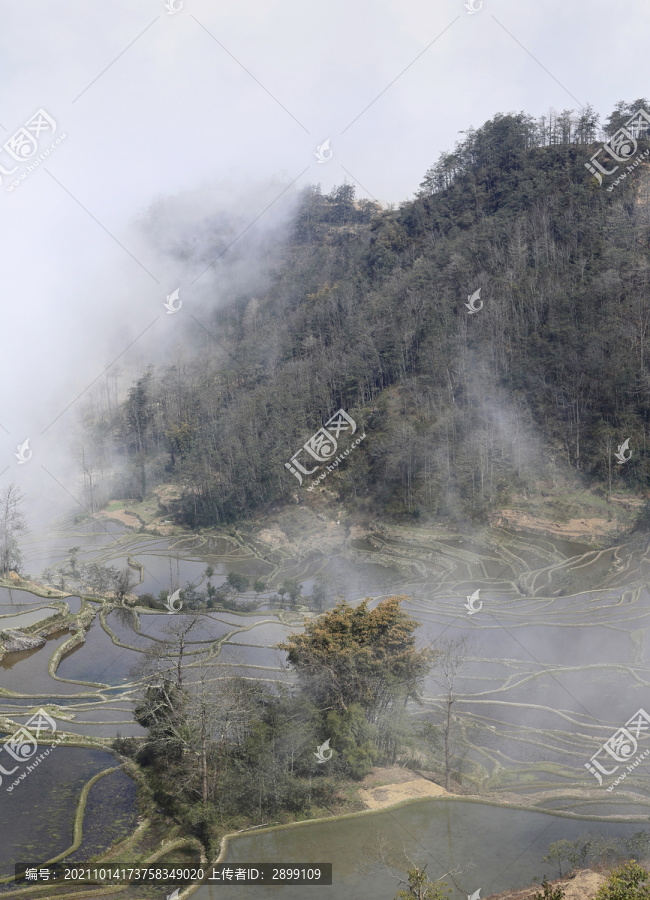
[96,508,142,528]
[486,868,607,900]
[491,509,611,540]
[356,766,450,810]
[255,514,347,556]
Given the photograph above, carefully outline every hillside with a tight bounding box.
[81,102,650,533]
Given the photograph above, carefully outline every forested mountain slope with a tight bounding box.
[85,104,650,528]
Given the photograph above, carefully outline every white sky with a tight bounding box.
[0,0,647,526]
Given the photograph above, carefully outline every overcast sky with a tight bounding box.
[0,0,648,527]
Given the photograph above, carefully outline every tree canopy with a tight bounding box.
[277,595,432,717]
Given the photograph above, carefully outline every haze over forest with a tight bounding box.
[80,100,650,534]
[0,0,649,534]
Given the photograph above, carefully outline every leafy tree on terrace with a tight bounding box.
[80,561,120,596]
[113,566,139,603]
[226,572,249,594]
[280,577,302,608]
[543,839,581,877]
[276,596,432,719]
[310,578,328,612]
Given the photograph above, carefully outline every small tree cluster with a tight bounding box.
[543,832,650,877]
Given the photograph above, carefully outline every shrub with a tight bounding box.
[533,879,564,900]
[595,861,650,900]
[626,832,650,861]
[112,735,140,758]
[394,867,450,900]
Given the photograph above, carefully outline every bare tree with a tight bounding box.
[429,635,474,790]
[132,616,213,802]
[134,613,204,691]
[0,483,27,578]
[133,632,261,808]
[80,446,97,513]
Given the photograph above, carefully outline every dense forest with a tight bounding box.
[80,99,650,527]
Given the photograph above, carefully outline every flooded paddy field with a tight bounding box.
[3,515,650,898]
[194,799,650,900]
[0,748,136,883]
